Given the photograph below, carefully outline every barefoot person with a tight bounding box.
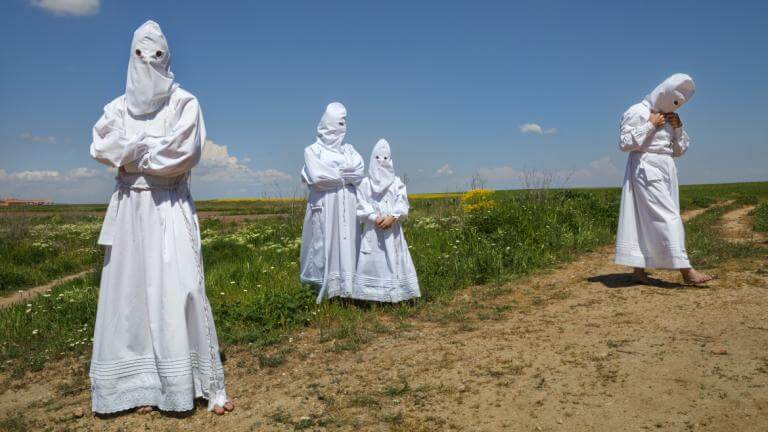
[89,21,233,415]
[615,73,714,285]
[300,102,365,302]
[352,139,420,302]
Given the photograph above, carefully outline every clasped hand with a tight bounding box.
[649,112,682,129]
[375,215,397,230]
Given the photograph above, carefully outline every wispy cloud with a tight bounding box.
[434,163,454,176]
[20,132,57,145]
[0,167,107,182]
[477,156,620,187]
[519,123,556,135]
[28,0,100,16]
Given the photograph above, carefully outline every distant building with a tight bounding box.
[0,198,52,206]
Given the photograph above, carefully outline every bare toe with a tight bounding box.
[213,405,226,415]
[136,406,153,414]
[685,272,716,285]
[224,401,235,412]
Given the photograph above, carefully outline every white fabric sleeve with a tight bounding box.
[301,146,345,191]
[90,98,148,167]
[618,109,656,152]
[355,181,378,223]
[136,96,205,177]
[672,128,690,157]
[391,179,410,221]
[341,147,366,185]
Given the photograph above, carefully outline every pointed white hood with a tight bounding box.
[125,20,178,116]
[369,138,395,194]
[644,73,695,113]
[315,102,347,151]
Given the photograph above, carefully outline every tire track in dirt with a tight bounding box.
[4,204,767,431]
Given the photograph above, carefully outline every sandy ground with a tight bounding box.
[2,207,767,431]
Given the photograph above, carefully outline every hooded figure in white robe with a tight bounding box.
[88,21,229,414]
[352,139,420,302]
[614,74,695,269]
[299,102,365,303]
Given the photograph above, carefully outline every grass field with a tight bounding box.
[0,181,767,382]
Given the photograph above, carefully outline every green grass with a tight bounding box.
[752,203,768,233]
[0,214,103,295]
[0,273,98,377]
[0,182,766,378]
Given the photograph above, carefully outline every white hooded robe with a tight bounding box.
[352,139,420,302]
[299,102,365,303]
[88,21,228,413]
[614,73,694,269]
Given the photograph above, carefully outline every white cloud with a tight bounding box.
[519,123,556,135]
[20,132,57,145]
[571,156,620,179]
[28,0,100,16]
[67,167,102,179]
[5,170,62,182]
[434,164,454,176]
[197,139,291,184]
[0,167,110,183]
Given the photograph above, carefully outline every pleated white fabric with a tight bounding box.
[614,74,695,270]
[352,140,420,302]
[88,21,227,413]
[299,103,365,303]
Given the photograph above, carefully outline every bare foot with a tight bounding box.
[135,406,153,414]
[681,268,716,285]
[212,400,234,415]
[631,268,649,285]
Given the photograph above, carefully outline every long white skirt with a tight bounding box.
[352,222,420,302]
[299,185,360,303]
[614,152,691,269]
[90,173,227,413]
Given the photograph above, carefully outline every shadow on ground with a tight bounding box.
[586,272,701,289]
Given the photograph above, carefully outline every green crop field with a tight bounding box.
[1,181,767,380]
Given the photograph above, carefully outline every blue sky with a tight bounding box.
[1,0,766,203]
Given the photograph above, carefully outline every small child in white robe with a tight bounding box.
[352,139,420,302]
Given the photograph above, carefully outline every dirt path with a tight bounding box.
[3,206,767,431]
[0,269,93,310]
[719,205,767,244]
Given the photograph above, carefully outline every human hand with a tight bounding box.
[665,112,682,129]
[649,112,665,128]
[379,216,397,229]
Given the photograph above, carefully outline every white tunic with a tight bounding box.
[614,99,692,269]
[89,88,228,413]
[353,177,420,302]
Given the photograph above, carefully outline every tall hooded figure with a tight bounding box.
[300,102,365,303]
[352,139,420,302]
[614,73,713,285]
[88,21,234,415]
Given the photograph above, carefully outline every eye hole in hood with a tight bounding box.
[645,73,695,113]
